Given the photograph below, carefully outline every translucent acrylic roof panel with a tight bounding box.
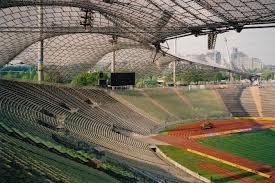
[0,0,274,40]
[0,0,274,78]
[12,33,147,80]
[96,48,176,77]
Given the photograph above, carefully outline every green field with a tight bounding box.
[158,145,263,183]
[198,129,275,167]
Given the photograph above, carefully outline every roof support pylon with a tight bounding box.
[37,2,44,82]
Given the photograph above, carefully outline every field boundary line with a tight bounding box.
[234,117,275,121]
[187,149,271,179]
[190,125,275,139]
[155,147,212,183]
[190,128,253,139]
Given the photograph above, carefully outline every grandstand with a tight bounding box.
[1,80,275,182]
[260,87,275,117]
[0,131,118,183]
[116,88,230,122]
[0,79,199,182]
[1,78,275,182]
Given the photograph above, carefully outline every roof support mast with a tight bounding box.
[110,35,118,73]
[110,35,117,90]
[37,1,44,82]
[173,38,177,87]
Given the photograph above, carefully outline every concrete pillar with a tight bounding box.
[229,72,234,82]
[111,46,116,73]
[37,4,44,82]
[173,60,176,87]
[111,37,117,73]
[111,37,117,90]
[174,38,177,87]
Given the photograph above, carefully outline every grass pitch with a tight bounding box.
[198,128,275,167]
[158,145,263,183]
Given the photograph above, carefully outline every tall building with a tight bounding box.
[205,50,222,64]
[230,47,263,70]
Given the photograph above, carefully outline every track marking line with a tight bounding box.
[187,149,271,179]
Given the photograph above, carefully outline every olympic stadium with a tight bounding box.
[0,1,275,183]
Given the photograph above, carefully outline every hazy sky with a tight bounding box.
[168,28,275,65]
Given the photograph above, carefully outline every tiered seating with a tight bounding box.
[0,80,153,135]
[105,151,196,183]
[0,132,117,183]
[144,89,196,120]
[115,90,174,122]
[0,79,196,182]
[115,89,230,122]
[240,87,259,117]
[184,90,230,118]
[259,87,275,116]
[77,88,158,133]
[218,87,248,116]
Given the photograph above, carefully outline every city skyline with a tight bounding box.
[168,27,275,65]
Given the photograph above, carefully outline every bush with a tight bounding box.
[71,71,109,86]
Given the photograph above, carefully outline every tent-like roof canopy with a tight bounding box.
[0,0,274,80]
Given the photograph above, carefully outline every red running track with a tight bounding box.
[167,119,273,137]
[154,119,275,182]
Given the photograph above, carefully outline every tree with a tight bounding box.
[33,71,53,82]
[71,71,110,86]
[215,72,227,81]
[135,79,144,88]
[20,72,31,80]
[261,69,274,80]
[3,72,14,80]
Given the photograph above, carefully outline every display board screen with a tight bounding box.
[111,72,135,86]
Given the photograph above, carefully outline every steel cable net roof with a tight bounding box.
[0,0,274,80]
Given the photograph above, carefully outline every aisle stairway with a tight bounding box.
[217,87,248,117]
[240,87,260,117]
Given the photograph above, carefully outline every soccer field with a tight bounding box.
[157,145,263,183]
[198,128,275,167]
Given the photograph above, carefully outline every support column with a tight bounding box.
[229,72,234,83]
[173,60,176,87]
[110,36,117,90]
[111,44,116,73]
[37,3,44,82]
[173,38,177,87]
[110,36,117,73]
